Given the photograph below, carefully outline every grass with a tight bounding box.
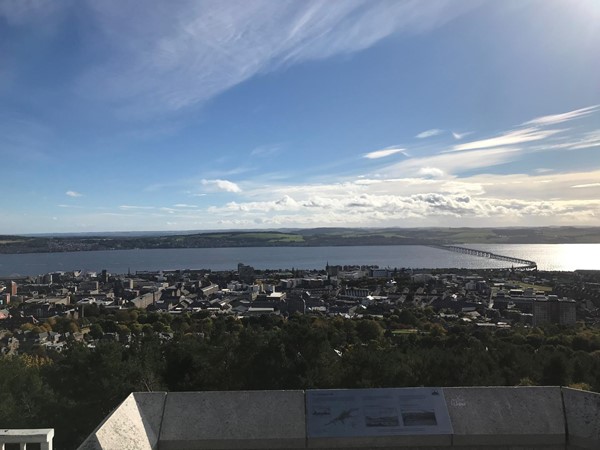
[514,281,553,292]
[391,329,419,335]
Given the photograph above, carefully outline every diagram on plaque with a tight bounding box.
[306,388,452,438]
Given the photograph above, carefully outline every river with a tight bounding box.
[0,244,598,276]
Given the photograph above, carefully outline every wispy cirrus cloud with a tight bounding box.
[385,146,521,176]
[445,108,598,156]
[452,131,472,140]
[251,144,282,157]
[363,147,407,159]
[416,128,443,139]
[78,0,479,116]
[355,105,600,204]
[66,190,83,197]
[523,105,598,126]
[210,105,600,228]
[119,205,155,210]
[201,179,241,193]
[571,183,600,189]
[556,130,600,150]
[450,127,564,152]
[0,0,62,25]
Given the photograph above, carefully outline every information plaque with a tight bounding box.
[306,388,452,438]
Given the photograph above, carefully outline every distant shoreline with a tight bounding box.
[1,227,600,255]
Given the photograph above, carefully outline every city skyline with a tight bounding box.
[1,0,599,234]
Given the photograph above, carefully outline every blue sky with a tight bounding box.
[1,0,599,234]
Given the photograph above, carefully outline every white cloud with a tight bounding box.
[119,205,155,210]
[201,179,241,193]
[523,105,598,126]
[38,168,600,231]
[572,183,600,189]
[251,144,282,157]
[78,0,479,116]
[452,131,472,140]
[462,170,600,201]
[559,130,600,150]
[66,190,82,197]
[416,129,443,139]
[363,147,407,159]
[173,203,198,208]
[206,187,600,228]
[140,107,600,229]
[214,195,300,213]
[384,146,521,177]
[58,204,84,209]
[354,179,383,185]
[451,128,564,152]
[418,167,445,178]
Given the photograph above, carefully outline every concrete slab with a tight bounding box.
[306,388,452,448]
[133,392,168,445]
[444,386,565,447]
[562,387,600,449]
[159,390,306,449]
[78,392,166,450]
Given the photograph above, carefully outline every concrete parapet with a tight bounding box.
[444,386,565,447]
[562,387,600,449]
[76,387,600,450]
[159,390,306,449]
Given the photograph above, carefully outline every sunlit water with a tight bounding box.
[0,244,598,277]
[462,244,598,272]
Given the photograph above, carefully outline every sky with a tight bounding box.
[1,0,600,234]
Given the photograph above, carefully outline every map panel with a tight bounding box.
[306,388,452,438]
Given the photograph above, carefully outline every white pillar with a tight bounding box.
[19,443,26,450]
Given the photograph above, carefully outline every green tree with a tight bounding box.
[89,323,103,339]
[356,319,383,342]
[541,354,570,386]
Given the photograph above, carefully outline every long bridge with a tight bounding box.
[429,244,537,270]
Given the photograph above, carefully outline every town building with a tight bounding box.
[533,295,577,326]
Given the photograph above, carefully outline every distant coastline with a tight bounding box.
[1,226,600,255]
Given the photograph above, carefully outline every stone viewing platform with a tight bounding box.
[78,386,600,449]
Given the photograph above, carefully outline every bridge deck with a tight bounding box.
[429,244,537,270]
